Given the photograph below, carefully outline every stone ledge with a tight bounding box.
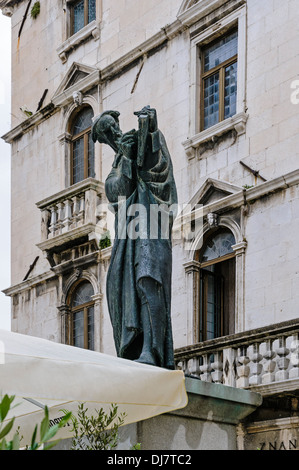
[182,112,248,161]
[57,21,101,64]
[174,377,263,425]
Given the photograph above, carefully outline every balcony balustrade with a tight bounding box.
[174,319,299,396]
[36,178,106,252]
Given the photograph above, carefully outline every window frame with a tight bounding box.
[196,228,236,342]
[67,280,95,350]
[69,0,96,37]
[200,30,238,131]
[183,6,247,159]
[200,268,224,342]
[69,106,94,186]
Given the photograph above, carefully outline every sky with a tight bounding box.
[0,12,12,330]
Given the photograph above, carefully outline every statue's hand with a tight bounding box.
[119,130,137,160]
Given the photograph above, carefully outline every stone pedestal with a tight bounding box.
[118,377,262,451]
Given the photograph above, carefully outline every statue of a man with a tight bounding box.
[92,106,178,369]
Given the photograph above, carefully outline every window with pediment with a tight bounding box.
[70,106,95,185]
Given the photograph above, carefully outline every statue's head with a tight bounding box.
[92,110,123,153]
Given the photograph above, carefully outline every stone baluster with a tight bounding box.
[275,336,290,382]
[199,354,212,382]
[236,346,250,388]
[72,195,80,228]
[85,188,98,226]
[289,334,299,379]
[62,199,73,233]
[181,359,191,376]
[188,357,201,378]
[223,347,236,387]
[41,209,50,241]
[249,343,263,386]
[176,361,184,372]
[262,340,276,384]
[211,352,223,384]
[48,206,57,238]
[56,202,65,235]
[78,194,85,226]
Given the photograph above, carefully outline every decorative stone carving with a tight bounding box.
[72,91,83,107]
[207,212,218,227]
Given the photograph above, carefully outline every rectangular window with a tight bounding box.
[201,30,238,131]
[70,0,96,36]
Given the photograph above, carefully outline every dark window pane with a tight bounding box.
[72,281,94,307]
[203,30,238,72]
[224,62,238,119]
[203,72,219,130]
[73,310,84,348]
[88,0,96,23]
[73,0,85,34]
[202,231,236,263]
[88,132,95,178]
[88,306,95,350]
[72,107,94,136]
[72,137,85,184]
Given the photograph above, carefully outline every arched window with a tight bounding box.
[68,280,95,350]
[197,229,236,342]
[70,106,95,185]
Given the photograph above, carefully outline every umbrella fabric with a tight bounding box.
[0,329,187,446]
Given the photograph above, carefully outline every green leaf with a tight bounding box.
[0,418,15,440]
[41,424,60,443]
[58,412,72,428]
[40,414,49,442]
[43,439,60,451]
[0,438,7,450]
[30,424,38,449]
[0,395,14,422]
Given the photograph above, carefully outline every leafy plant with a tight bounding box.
[0,395,19,450]
[28,406,72,450]
[63,403,126,451]
[99,232,112,250]
[0,394,71,451]
[31,1,40,19]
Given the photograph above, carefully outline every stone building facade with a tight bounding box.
[1,0,299,450]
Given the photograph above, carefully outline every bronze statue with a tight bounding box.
[92,106,177,369]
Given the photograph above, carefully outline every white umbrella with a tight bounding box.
[0,329,187,446]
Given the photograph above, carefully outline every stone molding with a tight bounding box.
[178,0,246,26]
[52,70,100,108]
[57,20,101,64]
[36,177,104,209]
[2,271,57,297]
[182,112,248,161]
[173,168,299,237]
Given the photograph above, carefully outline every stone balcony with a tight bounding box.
[174,319,299,397]
[36,178,106,255]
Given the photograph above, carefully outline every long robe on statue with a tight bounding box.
[105,129,177,369]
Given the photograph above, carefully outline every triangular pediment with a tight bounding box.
[53,63,98,98]
[177,0,200,16]
[188,178,242,210]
